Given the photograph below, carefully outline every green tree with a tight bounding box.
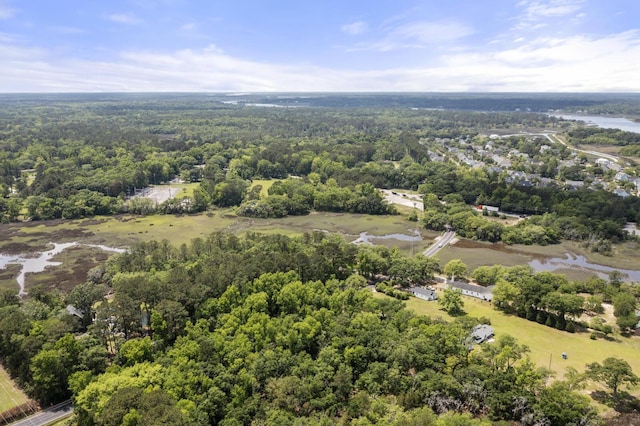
[586,357,639,400]
[542,292,584,325]
[443,259,467,282]
[118,337,154,367]
[439,288,464,316]
[584,294,604,315]
[471,265,505,286]
[211,177,248,207]
[30,348,68,405]
[98,387,192,426]
[491,279,520,311]
[151,300,188,345]
[534,381,597,426]
[65,281,107,329]
[612,291,638,332]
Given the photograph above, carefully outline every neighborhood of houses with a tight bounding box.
[426,133,640,199]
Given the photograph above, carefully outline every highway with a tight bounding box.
[9,400,73,426]
[423,230,455,257]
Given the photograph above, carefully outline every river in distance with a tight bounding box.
[552,114,640,134]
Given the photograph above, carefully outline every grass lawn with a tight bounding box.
[250,179,280,197]
[0,364,29,413]
[385,290,640,389]
[172,182,201,199]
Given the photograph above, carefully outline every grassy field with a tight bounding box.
[250,179,279,197]
[171,182,201,199]
[0,364,30,413]
[382,290,640,387]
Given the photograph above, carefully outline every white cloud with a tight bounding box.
[106,13,141,25]
[341,21,368,36]
[346,19,474,52]
[181,22,197,31]
[518,0,584,18]
[514,0,584,30]
[50,26,86,35]
[0,1,17,19]
[0,32,16,43]
[389,21,474,44]
[1,29,639,92]
[439,30,640,91]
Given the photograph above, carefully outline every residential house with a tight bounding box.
[471,324,494,344]
[615,172,631,182]
[447,281,494,301]
[408,286,438,301]
[614,189,631,198]
[564,180,585,190]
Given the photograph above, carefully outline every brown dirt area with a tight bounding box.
[604,411,640,426]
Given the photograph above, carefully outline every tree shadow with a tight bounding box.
[439,307,467,317]
[591,390,640,413]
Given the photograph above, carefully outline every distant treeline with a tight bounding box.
[1,98,639,251]
[567,127,640,146]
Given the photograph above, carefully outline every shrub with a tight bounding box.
[545,314,555,328]
[536,311,547,324]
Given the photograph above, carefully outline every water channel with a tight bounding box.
[0,242,126,296]
[352,230,422,245]
[528,253,640,281]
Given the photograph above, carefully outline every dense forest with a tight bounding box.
[0,232,614,425]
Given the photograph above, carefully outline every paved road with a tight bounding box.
[543,133,624,164]
[380,189,423,211]
[9,400,73,426]
[500,132,625,165]
[423,230,455,257]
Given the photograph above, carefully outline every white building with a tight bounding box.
[408,286,438,301]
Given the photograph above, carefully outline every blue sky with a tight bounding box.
[1,0,639,92]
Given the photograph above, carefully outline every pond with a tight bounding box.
[528,253,640,281]
[0,242,126,296]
